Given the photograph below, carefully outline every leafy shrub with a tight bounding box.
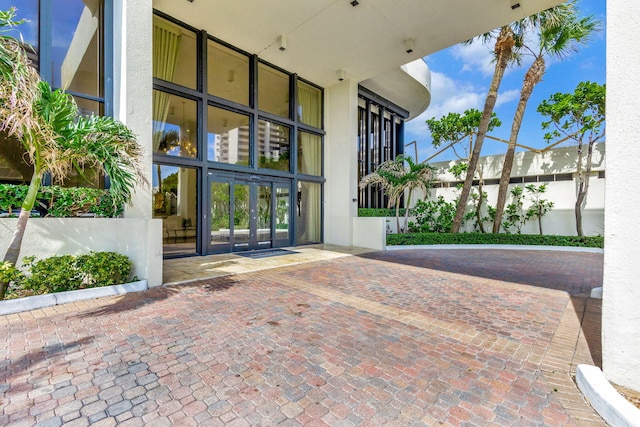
[21,255,84,294]
[75,252,132,287]
[0,184,122,217]
[387,232,603,248]
[4,251,133,299]
[409,196,456,233]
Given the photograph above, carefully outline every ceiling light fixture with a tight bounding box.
[511,1,521,10]
[337,69,346,81]
[278,35,287,51]
[350,0,359,6]
[404,38,414,54]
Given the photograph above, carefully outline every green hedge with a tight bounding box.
[0,184,122,217]
[358,208,412,217]
[2,251,133,299]
[387,232,604,248]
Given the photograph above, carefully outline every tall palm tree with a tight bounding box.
[360,155,433,234]
[0,10,144,298]
[492,1,599,233]
[451,25,517,233]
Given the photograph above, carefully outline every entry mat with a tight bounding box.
[236,249,298,259]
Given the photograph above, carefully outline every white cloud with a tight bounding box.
[495,88,520,108]
[451,42,495,77]
[405,71,522,162]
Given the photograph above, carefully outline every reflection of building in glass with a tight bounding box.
[215,126,248,164]
[214,121,288,165]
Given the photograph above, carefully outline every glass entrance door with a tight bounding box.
[208,174,291,253]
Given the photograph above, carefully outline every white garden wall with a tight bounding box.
[419,143,605,236]
[0,218,163,287]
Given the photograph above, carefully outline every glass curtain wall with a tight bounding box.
[152,12,324,256]
[357,89,407,209]
[0,0,109,187]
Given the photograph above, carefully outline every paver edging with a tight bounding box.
[577,364,640,427]
[0,279,148,315]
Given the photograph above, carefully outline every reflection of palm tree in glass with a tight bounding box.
[154,130,180,194]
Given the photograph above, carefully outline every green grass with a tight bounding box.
[387,232,603,248]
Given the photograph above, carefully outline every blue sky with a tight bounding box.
[405,0,606,163]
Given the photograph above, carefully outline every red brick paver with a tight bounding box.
[1,249,604,425]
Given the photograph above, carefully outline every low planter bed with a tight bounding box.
[0,280,148,316]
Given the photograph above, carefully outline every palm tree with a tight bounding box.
[451,25,517,233]
[492,1,599,233]
[0,10,144,299]
[360,155,433,234]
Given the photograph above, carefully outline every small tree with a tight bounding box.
[537,81,605,236]
[525,184,554,235]
[427,110,501,232]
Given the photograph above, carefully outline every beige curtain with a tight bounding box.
[297,84,322,242]
[152,19,182,151]
[299,132,321,176]
[298,83,321,128]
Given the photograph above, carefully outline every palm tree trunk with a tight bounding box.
[493,56,546,233]
[476,182,485,233]
[0,171,40,299]
[404,189,413,234]
[452,27,514,233]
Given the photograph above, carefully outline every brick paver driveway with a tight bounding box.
[1,249,603,426]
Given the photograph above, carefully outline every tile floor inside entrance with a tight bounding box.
[1,247,604,426]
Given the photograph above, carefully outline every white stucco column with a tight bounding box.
[112,0,162,287]
[602,0,640,391]
[113,0,153,220]
[323,80,359,247]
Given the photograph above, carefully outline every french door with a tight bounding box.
[208,173,291,253]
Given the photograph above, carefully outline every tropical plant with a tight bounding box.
[525,184,554,235]
[493,1,599,232]
[0,10,144,299]
[409,196,457,233]
[537,81,605,236]
[502,186,526,234]
[359,155,434,234]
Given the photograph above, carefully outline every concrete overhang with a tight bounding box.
[361,59,431,120]
[153,0,563,113]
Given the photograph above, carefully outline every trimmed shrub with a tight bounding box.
[4,251,133,299]
[358,208,411,217]
[387,232,603,248]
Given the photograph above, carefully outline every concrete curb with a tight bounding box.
[577,364,640,427]
[0,280,148,315]
[386,244,604,253]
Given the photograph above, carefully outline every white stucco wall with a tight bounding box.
[0,218,163,287]
[602,0,640,391]
[324,79,359,247]
[353,217,386,251]
[423,145,606,236]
